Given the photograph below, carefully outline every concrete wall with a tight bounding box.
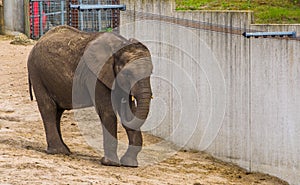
[120,0,300,184]
[3,0,24,33]
[250,38,300,184]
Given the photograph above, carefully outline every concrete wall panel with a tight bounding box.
[4,0,24,33]
[120,0,300,184]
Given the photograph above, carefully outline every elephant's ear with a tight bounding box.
[98,56,115,89]
[81,33,127,90]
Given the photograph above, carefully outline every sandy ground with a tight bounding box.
[0,35,289,185]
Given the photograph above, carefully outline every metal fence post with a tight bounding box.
[98,0,102,31]
[61,0,64,25]
[39,1,43,37]
[79,0,83,30]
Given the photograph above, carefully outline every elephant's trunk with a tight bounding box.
[135,95,151,119]
[121,77,152,130]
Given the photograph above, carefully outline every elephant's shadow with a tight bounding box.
[0,136,102,163]
[0,137,44,153]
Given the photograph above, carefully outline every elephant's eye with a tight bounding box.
[122,70,132,78]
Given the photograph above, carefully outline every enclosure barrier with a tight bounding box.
[69,2,125,31]
[24,0,124,39]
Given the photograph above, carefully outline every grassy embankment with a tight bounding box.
[176,0,300,23]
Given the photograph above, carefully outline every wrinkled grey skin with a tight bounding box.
[27,26,153,167]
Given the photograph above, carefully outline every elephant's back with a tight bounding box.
[30,26,100,70]
[38,25,99,48]
[27,25,101,87]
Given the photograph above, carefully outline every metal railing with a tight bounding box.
[68,0,125,32]
[28,0,124,39]
[243,31,297,38]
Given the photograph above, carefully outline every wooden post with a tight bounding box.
[112,0,120,32]
[66,0,70,25]
[24,0,30,38]
[67,0,78,29]
[0,0,5,34]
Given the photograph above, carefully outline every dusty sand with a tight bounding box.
[0,35,289,185]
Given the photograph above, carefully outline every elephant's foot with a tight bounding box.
[120,155,138,168]
[47,145,71,155]
[100,156,120,167]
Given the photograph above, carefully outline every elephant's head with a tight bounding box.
[112,41,153,130]
[84,34,153,130]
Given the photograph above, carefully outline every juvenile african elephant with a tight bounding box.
[27,26,153,167]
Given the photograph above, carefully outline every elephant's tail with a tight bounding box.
[29,76,33,101]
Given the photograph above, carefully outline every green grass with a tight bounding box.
[176,0,300,23]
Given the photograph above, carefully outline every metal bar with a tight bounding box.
[243,31,296,38]
[30,11,66,17]
[61,0,64,25]
[92,9,95,31]
[39,1,43,38]
[105,9,108,28]
[70,4,126,11]
[79,0,83,30]
[30,1,34,38]
[98,0,102,31]
[98,10,102,31]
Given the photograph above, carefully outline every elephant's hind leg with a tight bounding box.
[33,83,70,155]
[53,108,70,154]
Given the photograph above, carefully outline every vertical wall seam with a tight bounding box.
[248,37,252,172]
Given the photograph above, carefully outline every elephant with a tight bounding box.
[27,25,153,167]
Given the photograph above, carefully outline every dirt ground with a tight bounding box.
[0,35,289,185]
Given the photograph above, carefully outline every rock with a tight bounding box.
[10,33,35,46]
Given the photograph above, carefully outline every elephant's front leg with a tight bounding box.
[120,128,142,167]
[120,98,142,167]
[95,83,120,167]
[99,112,120,166]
